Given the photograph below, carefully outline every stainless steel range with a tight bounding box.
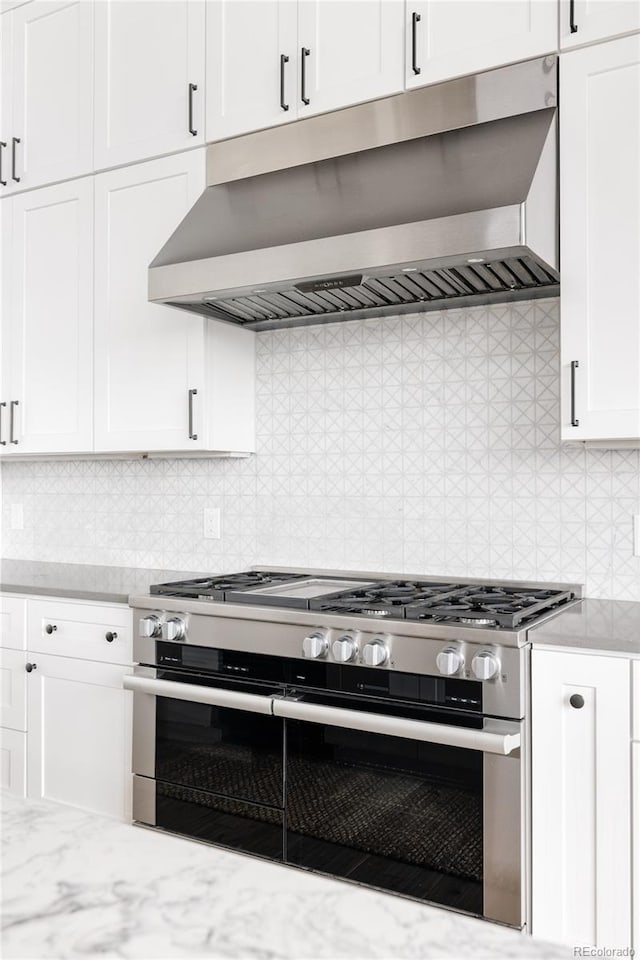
[125,568,581,930]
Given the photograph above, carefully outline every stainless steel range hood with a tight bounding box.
[149,56,558,331]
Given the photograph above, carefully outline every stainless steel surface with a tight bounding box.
[0,401,6,446]
[483,750,524,926]
[160,616,186,641]
[472,650,501,681]
[302,630,328,659]
[124,669,274,715]
[361,639,388,667]
[436,645,465,676]
[132,774,157,826]
[240,577,372,600]
[331,634,358,663]
[272,698,522,756]
[149,58,558,330]
[139,615,161,638]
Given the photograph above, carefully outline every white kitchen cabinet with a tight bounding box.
[27,653,132,820]
[206,0,298,141]
[27,598,132,665]
[94,0,205,170]
[298,0,403,117]
[1,177,93,454]
[94,150,255,454]
[0,10,13,190]
[633,740,640,951]
[405,0,557,89]
[0,648,26,730]
[4,0,93,193]
[0,2,33,13]
[0,596,26,649]
[561,0,640,49]
[560,35,640,443]
[1,727,26,796]
[532,649,632,948]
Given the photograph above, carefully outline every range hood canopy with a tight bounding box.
[149,56,558,331]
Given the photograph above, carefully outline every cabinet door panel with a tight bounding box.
[532,650,631,947]
[0,648,26,730]
[406,0,557,89]
[94,0,205,169]
[0,8,13,192]
[633,741,639,952]
[0,198,12,440]
[27,654,132,820]
[561,0,640,49]
[0,597,26,650]
[560,36,640,442]
[298,0,404,117]
[206,0,298,141]
[8,178,93,453]
[94,151,206,452]
[9,0,93,191]
[0,727,26,796]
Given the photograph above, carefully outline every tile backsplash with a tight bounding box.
[1,298,639,600]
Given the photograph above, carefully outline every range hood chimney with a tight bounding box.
[149,56,558,331]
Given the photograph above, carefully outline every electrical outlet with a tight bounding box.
[203,506,221,540]
[633,515,640,558]
[10,503,23,531]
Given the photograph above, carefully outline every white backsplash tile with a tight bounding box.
[1,298,639,599]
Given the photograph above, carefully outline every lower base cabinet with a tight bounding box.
[26,654,132,820]
[1,728,26,796]
[532,649,632,949]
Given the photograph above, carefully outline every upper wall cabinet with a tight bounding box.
[560,0,640,49]
[206,0,404,141]
[405,1,557,89]
[1,0,93,194]
[560,34,640,443]
[94,0,205,170]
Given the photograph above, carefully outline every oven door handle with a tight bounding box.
[123,674,274,715]
[272,698,521,755]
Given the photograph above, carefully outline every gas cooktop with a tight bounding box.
[149,570,576,631]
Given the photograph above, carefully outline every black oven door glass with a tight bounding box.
[285,715,483,915]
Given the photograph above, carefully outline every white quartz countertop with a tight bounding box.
[1,793,568,960]
[531,598,640,656]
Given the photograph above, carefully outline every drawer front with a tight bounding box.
[27,600,132,664]
[1,728,26,797]
[633,660,640,742]
[0,597,27,650]
[0,649,27,731]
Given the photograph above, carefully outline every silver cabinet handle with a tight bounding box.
[188,83,198,136]
[273,698,521,755]
[570,360,579,427]
[188,388,198,440]
[0,402,6,445]
[0,141,6,186]
[123,674,274,716]
[11,137,20,182]
[9,400,18,444]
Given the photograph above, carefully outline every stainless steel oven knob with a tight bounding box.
[332,635,357,663]
[362,640,388,667]
[139,615,161,638]
[471,650,500,681]
[161,617,186,642]
[302,631,328,659]
[436,646,464,676]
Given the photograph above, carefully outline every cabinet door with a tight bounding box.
[560,35,640,442]
[297,0,404,117]
[0,197,11,443]
[94,0,205,170]
[94,151,207,453]
[561,0,640,49]
[0,648,26,730]
[0,8,12,194]
[7,178,93,454]
[0,596,26,650]
[0,727,26,796]
[532,650,631,948]
[27,654,132,820]
[633,740,640,952]
[8,0,93,192]
[406,1,557,89]
[206,0,298,141]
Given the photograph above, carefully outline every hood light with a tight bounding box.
[467,257,485,264]
[402,267,418,273]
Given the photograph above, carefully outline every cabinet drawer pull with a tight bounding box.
[11,137,20,182]
[280,54,289,112]
[188,388,198,440]
[569,693,584,709]
[9,400,19,444]
[570,360,579,427]
[301,47,310,105]
[105,631,118,643]
[569,0,578,33]
[45,623,58,634]
[25,662,37,673]
[411,12,421,75]
[0,401,6,445]
[188,83,198,137]
[0,141,6,186]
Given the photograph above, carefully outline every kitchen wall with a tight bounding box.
[1,297,639,600]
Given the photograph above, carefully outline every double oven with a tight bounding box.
[125,605,527,929]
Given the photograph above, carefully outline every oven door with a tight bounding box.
[124,666,285,860]
[274,692,523,928]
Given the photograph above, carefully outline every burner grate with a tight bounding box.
[406,586,576,629]
[150,570,307,601]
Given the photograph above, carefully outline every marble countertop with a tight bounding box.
[0,793,567,960]
[531,598,640,656]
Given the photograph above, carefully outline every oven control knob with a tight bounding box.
[161,617,186,642]
[436,646,464,676]
[472,650,500,681]
[332,635,357,663]
[139,615,161,638]
[302,631,328,659]
[362,640,389,667]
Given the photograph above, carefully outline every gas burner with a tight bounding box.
[150,570,307,601]
[460,617,497,626]
[311,580,467,618]
[407,584,577,630]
